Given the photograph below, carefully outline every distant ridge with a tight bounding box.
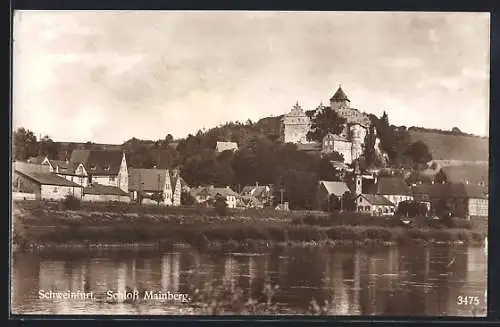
[407,129,488,161]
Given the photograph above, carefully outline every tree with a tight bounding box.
[306,106,347,142]
[362,125,377,168]
[434,169,448,184]
[39,135,61,159]
[181,191,196,206]
[341,191,357,212]
[322,194,341,212]
[13,128,38,161]
[214,195,228,216]
[151,192,164,205]
[404,141,433,165]
[395,200,429,217]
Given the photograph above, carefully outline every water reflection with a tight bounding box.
[11,245,487,316]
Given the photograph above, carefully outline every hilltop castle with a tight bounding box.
[280,85,373,164]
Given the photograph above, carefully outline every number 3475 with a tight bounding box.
[457,296,480,306]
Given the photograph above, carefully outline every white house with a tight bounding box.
[56,150,129,200]
[13,162,83,201]
[191,185,239,208]
[356,194,395,216]
[216,142,238,153]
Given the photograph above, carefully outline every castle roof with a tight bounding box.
[330,85,350,102]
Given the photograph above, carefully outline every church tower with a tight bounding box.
[354,160,362,196]
[330,85,351,111]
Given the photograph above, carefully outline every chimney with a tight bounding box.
[465,180,469,185]
[256,181,259,187]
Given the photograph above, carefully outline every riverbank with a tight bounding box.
[12,202,486,251]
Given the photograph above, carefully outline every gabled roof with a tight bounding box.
[14,161,51,174]
[169,169,181,191]
[319,180,350,197]
[69,150,124,175]
[16,170,82,187]
[358,194,394,206]
[330,86,350,102]
[128,168,168,192]
[83,183,128,196]
[440,164,489,187]
[413,183,488,199]
[370,177,412,196]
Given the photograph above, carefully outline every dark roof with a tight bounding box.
[359,194,394,206]
[128,168,168,192]
[440,164,489,187]
[371,177,412,196]
[330,86,350,102]
[69,150,124,175]
[48,159,69,170]
[83,183,129,196]
[413,183,488,199]
[16,170,82,187]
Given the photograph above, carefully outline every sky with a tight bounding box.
[12,11,490,144]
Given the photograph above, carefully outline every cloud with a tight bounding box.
[12,11,490,142]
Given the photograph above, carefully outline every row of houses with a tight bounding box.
[13,149,274,209]
[316,163,488,219]
[13,150,186,205]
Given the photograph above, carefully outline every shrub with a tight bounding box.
[62,195,81,210]
[214,196,228,217]
[451,218,472,230]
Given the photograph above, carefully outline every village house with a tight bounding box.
[13,162,83,201]
[129,168,173,205]
[356,194,395,216]
[191,185,239,208]
[239,183,274,207]
[368,176,414,208]
[55,149,129,202]
[216,141,238,153]
[413,183,488,220]
[316,180,350,211]
[40,157,70,174]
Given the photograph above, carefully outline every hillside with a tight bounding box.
[407,130,488,161]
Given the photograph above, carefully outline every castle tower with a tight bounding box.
[354,161,362,196]
[350,124,364,162]
[330,85,350,111]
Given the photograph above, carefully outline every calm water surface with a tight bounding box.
[11,245,487,316]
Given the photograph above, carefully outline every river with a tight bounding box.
[11,244,487,316]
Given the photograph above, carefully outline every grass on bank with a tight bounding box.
[13,205,485,249]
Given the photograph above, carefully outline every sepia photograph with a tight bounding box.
[11,10,489,316]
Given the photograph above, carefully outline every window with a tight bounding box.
[109,176,116,182]
[53,187,58,193]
